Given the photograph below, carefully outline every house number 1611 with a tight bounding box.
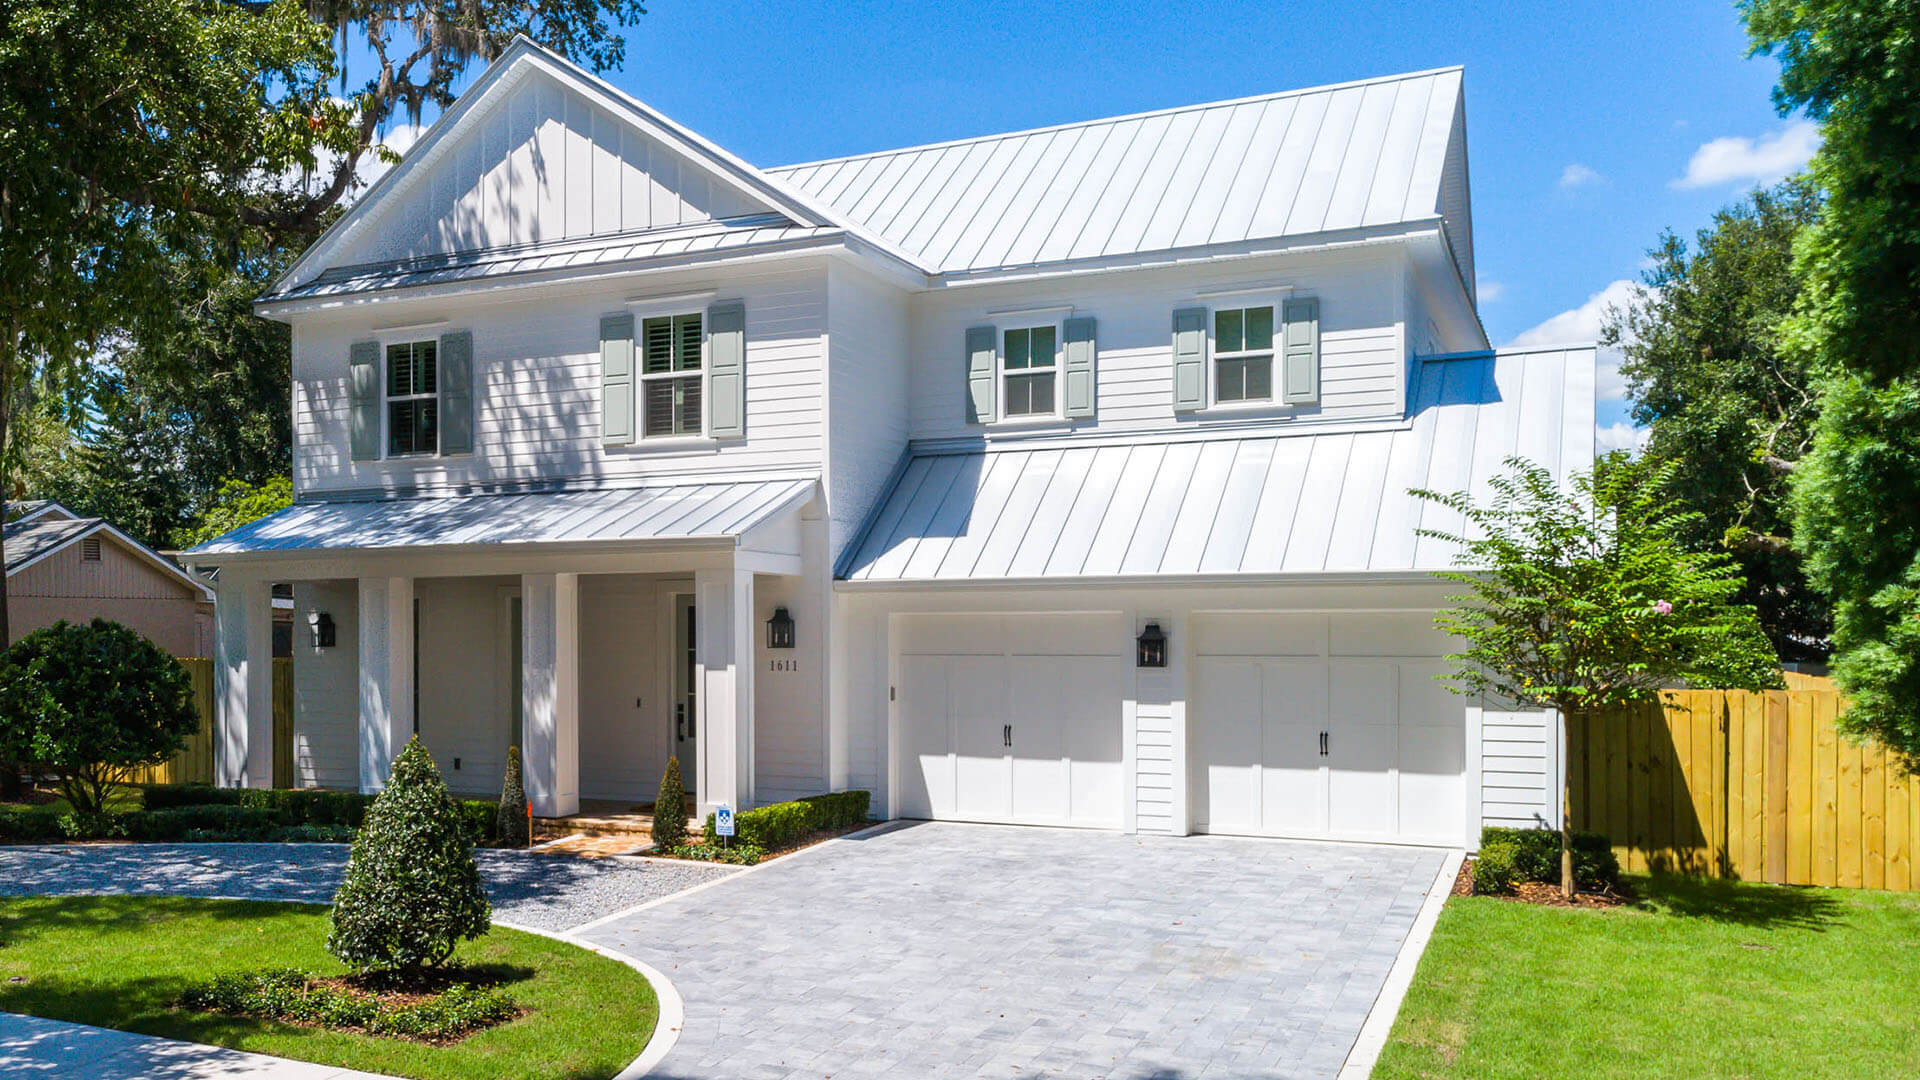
[768,658,799,672]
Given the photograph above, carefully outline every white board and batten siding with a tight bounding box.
[291,262,827,498]
[344,65,769,266]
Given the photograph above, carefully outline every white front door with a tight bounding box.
[894,614,1125,830]
[671,593,697,797]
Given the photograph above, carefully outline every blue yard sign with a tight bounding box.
[714,803,735,838]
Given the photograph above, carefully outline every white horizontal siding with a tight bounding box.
[1134,702,1177,834]
[292,263,826,497]
[826,263,910,559]
[1480,709,1561,831]
[905,248,1405,443]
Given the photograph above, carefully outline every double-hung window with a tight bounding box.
[386,340,439,455]
[1001,325,1057,418]
[641,313,703,438]
[1212,305,1274,404]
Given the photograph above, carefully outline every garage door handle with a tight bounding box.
[1003,724,1012,748]
[1319,731,1328,757]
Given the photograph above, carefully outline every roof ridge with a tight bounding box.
[769,65,1465,174]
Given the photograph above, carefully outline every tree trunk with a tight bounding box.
[0,364,17,801]
[1561,709,1576,899]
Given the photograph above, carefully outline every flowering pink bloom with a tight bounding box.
[1652,600,1673,615]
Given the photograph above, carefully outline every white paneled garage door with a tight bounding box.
[895,614,1126,830]
[1191,613,1465,846]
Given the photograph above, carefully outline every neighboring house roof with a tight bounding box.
[190,479,817,558]
[769,67,1469,278]
[838,344,1594,584]
[4,500,78,525]
[3,514,215,600]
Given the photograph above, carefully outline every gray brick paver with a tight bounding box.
[581,822,1441,1080]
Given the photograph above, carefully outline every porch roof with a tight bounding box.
[189,478,816,560]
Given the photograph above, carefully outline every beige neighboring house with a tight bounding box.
[4,501,217,656]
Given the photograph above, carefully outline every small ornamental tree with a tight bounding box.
[651,756,687,851]
[0,619,196,815]
[1415,456,1782,896]
[497,745,530,848]
[328,737,490,975]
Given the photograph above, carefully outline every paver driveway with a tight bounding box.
[581,821,1447,1080]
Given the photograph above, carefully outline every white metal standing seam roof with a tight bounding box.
[768,67,1466,275]
[190,479,817,558]
[838,345,1594,582]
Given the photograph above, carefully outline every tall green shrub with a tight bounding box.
[327,737,490,975]
[497,746,529,848]
[651,756,687,851]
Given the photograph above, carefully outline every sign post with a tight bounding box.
[714,803,734,850]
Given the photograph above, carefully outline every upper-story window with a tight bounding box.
[1001,325,1058,418]
[642,313,703,437]
[1212,305,1274,405]
[386,340,439,454]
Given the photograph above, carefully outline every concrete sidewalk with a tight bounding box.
[0,1012,393,1079]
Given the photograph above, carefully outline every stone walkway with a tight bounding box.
[0,842,738,931]
[0,1012,391,1079]
[582,821,1448,1080]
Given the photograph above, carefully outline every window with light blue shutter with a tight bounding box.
[1281,297,1320,404]
[438,330,473,455]
[1062,316,1096,419]
[1170,308,1206,412]
[965,325,997,424]
[706,300,746,439]
[601,314,635,445]
[348,341,381,461]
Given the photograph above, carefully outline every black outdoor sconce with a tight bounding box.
[1136,621,1168,668]
[766,606,796,650]
[308,611,337,649]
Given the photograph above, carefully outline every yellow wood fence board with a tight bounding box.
[1787,692,1814,885]
[1837,721,1862,889]
[1863,740,1886,891]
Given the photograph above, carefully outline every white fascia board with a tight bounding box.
[833,569,1449,592]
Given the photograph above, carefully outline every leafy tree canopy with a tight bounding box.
[177,476,295,550]
[1415,456,1780,892]
[1744,0,1920,764]
[1606,178,1828,660]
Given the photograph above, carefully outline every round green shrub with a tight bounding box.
[1472,840,1522,895]
[497,746,530,847]
[651,755,687,851]
[327,737,490,974]
[0,619,197,816]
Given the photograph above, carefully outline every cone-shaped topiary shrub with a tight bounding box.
[497,745,530,848]
[652,755,687,851]
[328,737,491,975]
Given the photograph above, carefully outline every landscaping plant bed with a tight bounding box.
[1454,858,1629,907]
[179,968,521,1045]
[657,819,872,865]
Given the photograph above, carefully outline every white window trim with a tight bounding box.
[638,310,709,441]
[995,320,1065,424]
[383,338,441,458]
[1205,297,1285,412]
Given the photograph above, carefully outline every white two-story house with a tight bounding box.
[194,38,1592,849]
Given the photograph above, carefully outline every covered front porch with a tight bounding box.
[194,481,827,819]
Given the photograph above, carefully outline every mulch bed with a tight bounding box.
[650,820,875,864]
[1455,857,1630,908]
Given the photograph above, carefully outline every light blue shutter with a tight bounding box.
[1171,308,1207,412]
[600,314,635,445]
[965,326,997,424]
[707,300,746,439]
[1062,316,1096,420]
[349,341,381,461]
[437,330,473,455]
[1282,297,1320,404]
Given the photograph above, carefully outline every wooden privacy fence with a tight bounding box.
[1568,685,1919,891]
[126,657,293,787]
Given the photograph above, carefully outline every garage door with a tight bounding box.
[895,614,1126,830]
[1191,613,1464,846]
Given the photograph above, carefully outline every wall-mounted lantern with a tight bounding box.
[308,611,337,649]
[766,606,796,650]
[1136,621,1168,668]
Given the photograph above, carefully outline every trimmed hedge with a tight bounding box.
[698,790,872,853]
[1477,826,1621,893]
[1472,839,1521,894]
[0,786,506,847]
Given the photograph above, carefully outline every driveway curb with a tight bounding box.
[496,919,683,1080]
[1337,848,1464,1078]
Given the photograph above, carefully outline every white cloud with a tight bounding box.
[1476,279,1505,302]
[1596,421,1650,455]
[1673,120,1820,189]
[1509,279,1640,402]
[1559,163,1602,189]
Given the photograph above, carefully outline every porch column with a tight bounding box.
[694,567,754,815]
[521,572,579,818]
[214,576,274,788]
[357,576,415,792]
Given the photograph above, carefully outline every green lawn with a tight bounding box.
[0,896,657,1080]
[1376,874,1920,1079]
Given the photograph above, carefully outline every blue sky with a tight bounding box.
[366,1,1811,446]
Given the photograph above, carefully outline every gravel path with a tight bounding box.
[0,843,738,931]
